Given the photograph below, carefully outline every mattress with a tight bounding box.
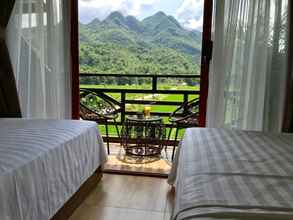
[0,119,107,220]
[168,128,293,220]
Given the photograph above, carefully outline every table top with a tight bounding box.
[126,115,162,123]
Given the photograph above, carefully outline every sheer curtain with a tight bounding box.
[6,0,71,119]
[207,0,289,132]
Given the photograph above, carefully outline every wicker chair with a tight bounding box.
[167,98,200,160]
[80,89,120,154]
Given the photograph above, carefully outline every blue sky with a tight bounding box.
[78,0,204,30]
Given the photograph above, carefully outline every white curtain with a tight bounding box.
[207,0,289,132]
[6,0,71,119]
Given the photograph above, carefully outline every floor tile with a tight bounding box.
[84,174,171,212]
[70,205,165,220]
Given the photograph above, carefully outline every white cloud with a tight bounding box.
[184,17,203,30]
[79,0,157,23]
[175,0,204,30]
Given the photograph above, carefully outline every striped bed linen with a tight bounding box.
[168,128,293,220]
[0,119,107,220]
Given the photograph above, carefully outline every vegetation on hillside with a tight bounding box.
[79,11,202,80]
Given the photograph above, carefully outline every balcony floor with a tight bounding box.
[103,143,174,176]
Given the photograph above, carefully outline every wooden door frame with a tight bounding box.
[70,0,214,124]
[283,0,293,132]
[70,0,80,119]
[199,0,213,127]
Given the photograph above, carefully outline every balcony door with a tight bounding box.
[70,0,213,124]
[70,0,213,176]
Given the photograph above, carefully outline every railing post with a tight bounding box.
[121,92,126,123]
[184,93,188,112]
[152,76,157,92]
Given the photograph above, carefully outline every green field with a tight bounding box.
[80,83,200,139]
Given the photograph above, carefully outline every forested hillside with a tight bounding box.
[79,11,202,76]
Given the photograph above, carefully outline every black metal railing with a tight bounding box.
[80,73,201,142]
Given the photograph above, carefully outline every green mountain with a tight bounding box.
[79,11,202,76]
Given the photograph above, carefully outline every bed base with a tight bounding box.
[52,166,103,220]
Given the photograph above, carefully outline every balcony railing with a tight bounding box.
[80,73,201,143]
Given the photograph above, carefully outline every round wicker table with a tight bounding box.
[120,115,166,157]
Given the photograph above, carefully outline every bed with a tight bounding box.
[168,128,293,220]
[0,118,107,220]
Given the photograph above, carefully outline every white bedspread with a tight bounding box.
[0,119,107,220]
[168,128,293,220]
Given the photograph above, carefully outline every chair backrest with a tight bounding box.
[80,89,120,119]
[171,98,200,117]
[185,98,200,116]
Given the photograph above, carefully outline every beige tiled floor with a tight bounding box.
[70,174,174,220]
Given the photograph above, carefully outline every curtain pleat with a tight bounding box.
[0,0,22,117]
[7,0,71,119]
[207,0,289,132]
